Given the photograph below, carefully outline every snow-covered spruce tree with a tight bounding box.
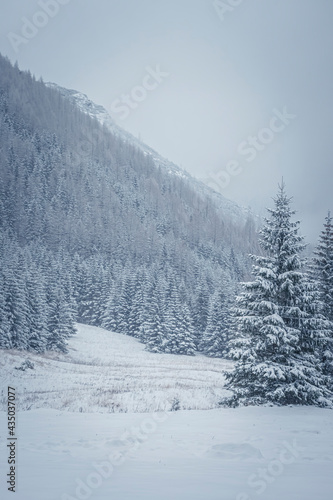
[141,291,165,353]
[200,287,233,357]
[128,269,150,339]
[4,264,30,350]
[72,254,88,324]
[225,183,332,407]
[46,286,74,353]
[192,282,210,347]
[26,264,48,352]
[179,304,196,356]
[116,272,137,335]
[164,282,196,355]
[45,268,76,353]
[312,212,333,322]
[0,272,11,349]
[311,211,333,380]
[101,285,119,332]
[80,263,104,326]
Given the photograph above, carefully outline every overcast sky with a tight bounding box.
[1,0,332,242]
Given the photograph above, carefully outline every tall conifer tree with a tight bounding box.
[225,183,332,407]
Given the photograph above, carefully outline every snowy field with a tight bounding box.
[0,406,332,500]
[0,325,332,500]
[0,324,232,413]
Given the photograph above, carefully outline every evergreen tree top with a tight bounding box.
[259,182,306,261]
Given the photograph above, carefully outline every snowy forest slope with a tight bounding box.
[45,81,250,224]
[0,53,258,354]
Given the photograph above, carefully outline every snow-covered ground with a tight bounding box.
[0,406,332,500]
[0,325,332,499]
[0,324,232,413]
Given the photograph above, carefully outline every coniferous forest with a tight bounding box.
[1,54,333,407]
[0,54,256,355]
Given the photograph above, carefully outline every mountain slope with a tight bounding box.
[45,82,251,224]
[0,54,258,354]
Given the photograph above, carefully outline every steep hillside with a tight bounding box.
[45,82,250,224]
[0,54,258,354]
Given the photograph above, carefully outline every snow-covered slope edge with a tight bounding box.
[45,82,251,223]
[0,324,233,413]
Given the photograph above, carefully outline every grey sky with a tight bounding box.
[1,0,332,242]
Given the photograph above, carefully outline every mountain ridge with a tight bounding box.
[45,81,252,225]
